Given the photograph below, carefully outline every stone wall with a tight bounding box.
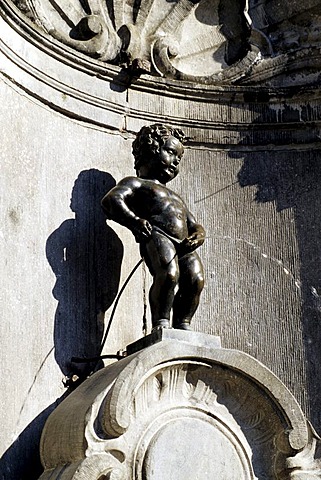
[1,0,321,478]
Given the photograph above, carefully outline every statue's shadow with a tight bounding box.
[0,170,123,479]
[0,398,64,480]
[46,169,123,381]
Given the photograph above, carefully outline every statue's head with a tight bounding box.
[132,124,186,176]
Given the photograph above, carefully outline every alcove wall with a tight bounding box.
[1,0,321,477]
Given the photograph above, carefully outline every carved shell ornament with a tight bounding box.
[23,0,260,83]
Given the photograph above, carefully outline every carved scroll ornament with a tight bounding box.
[38,334,321,480]
[17,0,261,83]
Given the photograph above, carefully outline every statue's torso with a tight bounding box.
[133,178,190,241]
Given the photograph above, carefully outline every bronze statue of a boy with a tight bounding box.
[102,124,205,331]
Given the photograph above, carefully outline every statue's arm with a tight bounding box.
[183,210,206,252]
[101,177,152,242]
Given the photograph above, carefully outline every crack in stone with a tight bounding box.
[12,346,54,440]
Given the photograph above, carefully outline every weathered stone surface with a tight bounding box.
[38,332,321,479]
[4,0,321,85]
[126,327,221,355]
[1,1,321,478]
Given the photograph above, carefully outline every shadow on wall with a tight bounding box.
[238,157,321,211]
[236,151,321,432]
[46,169,124,382]
[0,395,66,480]
[0,169,124,480]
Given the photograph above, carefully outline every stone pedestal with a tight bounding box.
[38,331,320,479]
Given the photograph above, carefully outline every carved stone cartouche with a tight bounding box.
[10,0,321,85]
[38,331,321,480]
[14,0,261,83]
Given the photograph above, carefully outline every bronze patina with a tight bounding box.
[102,124,205,330]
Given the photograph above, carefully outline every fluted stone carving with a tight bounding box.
[17,0,260,82]
[6,0,321,85]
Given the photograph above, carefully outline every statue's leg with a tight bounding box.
[141,231,179,329]
[172,252,204,330]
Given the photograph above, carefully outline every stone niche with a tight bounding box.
[1,0,321,478]
[38,331,321,480]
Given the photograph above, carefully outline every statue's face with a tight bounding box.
[151,136,184,183]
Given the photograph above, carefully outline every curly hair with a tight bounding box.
[132,124,185,173]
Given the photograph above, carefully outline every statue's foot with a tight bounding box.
[174,322,192,331]
[152,319,171,331]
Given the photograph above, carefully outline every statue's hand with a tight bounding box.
[131,218,153,242]
[182,229,205,253]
